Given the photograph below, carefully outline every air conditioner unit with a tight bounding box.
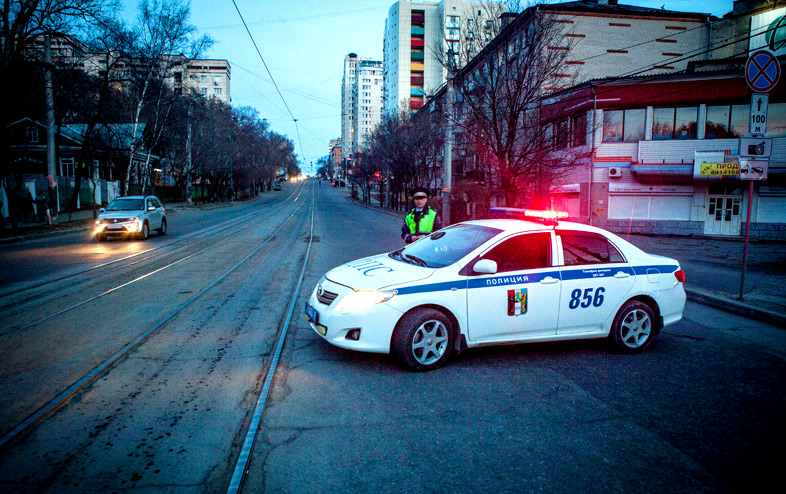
[608,167,622,177]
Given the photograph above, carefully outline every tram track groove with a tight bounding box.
[0,182,307,306]
[0,184,312,451]
[0,184,308,329]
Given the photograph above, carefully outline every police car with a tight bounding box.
[305,208,686,371]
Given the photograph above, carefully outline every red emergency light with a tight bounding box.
[489,207,569,224]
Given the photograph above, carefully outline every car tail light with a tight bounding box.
[674,269,685,283]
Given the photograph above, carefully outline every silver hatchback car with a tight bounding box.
[95,195,167,241]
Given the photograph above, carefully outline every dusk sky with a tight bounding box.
[121,0,735,175]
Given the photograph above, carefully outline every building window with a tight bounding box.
[59,157,75,177]
[214,88,222,95]
[603,109,645,142]
[706,105,751,139]
[571,113,586,147]
[26,126,39,143]
[766,102,786,138]
[653,107,697,140]
[214,75,222,84]
[554,119,569,150]
[200,75,207,82]
[200,87,207,95]
[446,15,460,28]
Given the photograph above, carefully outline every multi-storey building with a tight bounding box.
[342,54,383,158]
[341,53,360,159]
[175,59,231,104]
[383,0,499,114]
[353,59,384,153]
[329,138,342,168]
[26,34,231,103]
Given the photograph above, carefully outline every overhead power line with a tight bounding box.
[230,0,307,162]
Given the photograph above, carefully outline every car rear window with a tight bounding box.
[559,232,626,265]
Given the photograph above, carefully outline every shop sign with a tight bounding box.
[609,184,693,194]
[550,184,580,194]
[760,185,786,195]
[699,162,739,176]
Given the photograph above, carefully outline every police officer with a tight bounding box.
[401,186,442,244]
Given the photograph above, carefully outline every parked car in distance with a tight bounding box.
[306,208,686,371]
[94,195,167,241]
[273,183,282,191]
[332,179,346,187]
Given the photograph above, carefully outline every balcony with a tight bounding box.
[411,51,424,61]
[411,76,424,85]
[411,27,425,36]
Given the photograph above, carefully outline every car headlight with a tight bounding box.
[335,290,397,313]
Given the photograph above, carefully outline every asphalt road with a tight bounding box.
[0,180,783,493]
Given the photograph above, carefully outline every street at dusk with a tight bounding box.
[2,1,786,493]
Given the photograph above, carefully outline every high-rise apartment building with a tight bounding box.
[341,53,360,160]
[383,0,498,114]
[353,59,384,154]
[341,54,383,159]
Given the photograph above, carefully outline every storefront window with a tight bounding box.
[652,107,697,140]
[766,103,786,138]
[674,107,697,139]
[652,108,674,140]
[602,110,623,141]
[705,106,732,139]
[623,109,645,141]
[729,104,749,137]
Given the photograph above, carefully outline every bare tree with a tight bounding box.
[435,2,581,208]
[122,0,212,195]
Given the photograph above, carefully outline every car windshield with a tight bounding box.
[389,224,501,268]
[106,198,144,211]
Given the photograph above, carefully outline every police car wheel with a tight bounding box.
[392,308,453,371]
[610,300,655,354]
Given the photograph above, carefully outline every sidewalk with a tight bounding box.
[348,194,786,328]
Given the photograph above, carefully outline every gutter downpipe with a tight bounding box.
[589,83,596,225]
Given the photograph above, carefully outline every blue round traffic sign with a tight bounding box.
[746,49,781,92]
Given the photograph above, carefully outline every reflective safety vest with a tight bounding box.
[405,207,437,234]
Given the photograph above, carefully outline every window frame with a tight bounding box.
[557,231,627,266]
[477,231,553,274]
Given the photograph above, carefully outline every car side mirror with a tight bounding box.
[473,259,497,274]
[99,208,105,213]
[148,206,156,211]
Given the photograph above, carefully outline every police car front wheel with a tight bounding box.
[610,300,656,354]
[392,308,454,372]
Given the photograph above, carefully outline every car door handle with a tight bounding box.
[540,276,559,284]
[614,272,631,278]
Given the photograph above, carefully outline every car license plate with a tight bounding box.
[108,225,121,230]
[305,302,319,325]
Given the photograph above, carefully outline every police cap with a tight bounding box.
[412,187,429,199]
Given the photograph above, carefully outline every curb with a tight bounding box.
[684,287,786,327]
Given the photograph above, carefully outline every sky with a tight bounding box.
[120,0,735,175]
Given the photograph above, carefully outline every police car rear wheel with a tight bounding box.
[610,300,655,354]
[392,308,453,371]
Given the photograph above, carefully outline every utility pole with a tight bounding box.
[443,78,453,226]
[45,35,57,223]
[186,103,193,206]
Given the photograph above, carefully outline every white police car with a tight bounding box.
[305,208,686,371]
